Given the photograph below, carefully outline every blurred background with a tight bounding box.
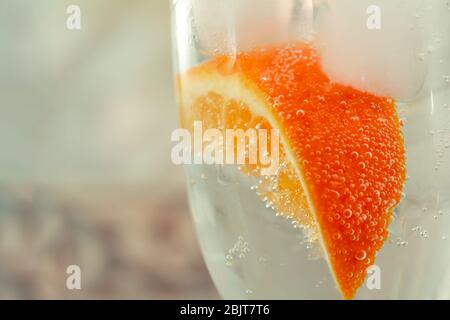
[0,0,218,299]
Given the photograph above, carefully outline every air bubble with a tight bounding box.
[343,209,353,219]
[329,190,341,198]
[355,250,367,261]
[351,151,359,159]
[296,109,305,117]
[333,232,342,240]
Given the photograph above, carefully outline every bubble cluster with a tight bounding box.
[225,236,250,267]
[412,226,429,239]
[250,156,319,241]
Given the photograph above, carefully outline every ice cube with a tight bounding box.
[191,0,293,54]
[316,0,449,100]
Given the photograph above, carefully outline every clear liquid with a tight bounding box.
[184,89,450,299]
[174,0,450,299]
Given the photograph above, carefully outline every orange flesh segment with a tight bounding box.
[178,43,406,299]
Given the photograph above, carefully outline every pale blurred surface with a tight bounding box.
[0,0,218,299]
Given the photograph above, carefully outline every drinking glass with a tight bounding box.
[171,0,450,299]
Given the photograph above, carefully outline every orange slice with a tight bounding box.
[177,43,406,299]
